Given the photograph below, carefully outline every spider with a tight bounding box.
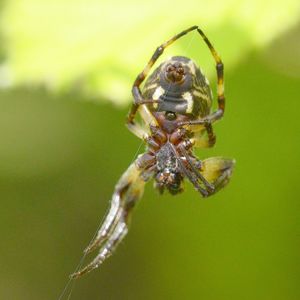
[71,25,235,278]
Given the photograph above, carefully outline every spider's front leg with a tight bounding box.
[70,153,155,279]
[127,25,201,125]
[179,28,226,129]
[126,105,159,140]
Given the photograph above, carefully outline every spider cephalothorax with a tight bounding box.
[155,143,184,194]
[71,26,235,279]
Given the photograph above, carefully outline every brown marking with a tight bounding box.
[165,62,185,83]
[149,125,168,143]
[145,136,160,150]
[169,128,187,145]
[136,153,156,169]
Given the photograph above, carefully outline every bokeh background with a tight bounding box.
[0,1,300,299]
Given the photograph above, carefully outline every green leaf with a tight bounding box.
[1,0,299,104]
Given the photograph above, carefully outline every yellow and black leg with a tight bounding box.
[178,28,225,128]
[200,157,235,196]
[189,123,216,148]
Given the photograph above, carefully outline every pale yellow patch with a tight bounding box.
[218,84,224,95]
[152,86,165,100]
[187,60,196,75]
[193,90,204,98]
[144,83,158,91]
[139,105,158,126]
[182,91,193,113]
[193,89,210,102]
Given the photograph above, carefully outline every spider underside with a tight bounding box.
[71,25,235,279]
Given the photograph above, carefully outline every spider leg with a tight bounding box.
[71,222,128,278]
[177,142,215,195]
[127,105,159,140]
[167,143,209,197]
[199,157,235,195]
[189,123,216,148]
[86,153,155,254]
[176,152,234,197]
[178,28,225,127]
[70,153,155,279]
[127,121,148,140]
[196,28,225,119]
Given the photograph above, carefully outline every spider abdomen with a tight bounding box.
[142,56,213,118]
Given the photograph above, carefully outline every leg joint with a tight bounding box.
[216,62,223,71]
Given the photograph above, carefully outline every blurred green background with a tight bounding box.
[0,1,300,300]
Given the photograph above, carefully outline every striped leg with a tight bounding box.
[189,123,216,148]
[197,28,225,118]
[178,28,225,127]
